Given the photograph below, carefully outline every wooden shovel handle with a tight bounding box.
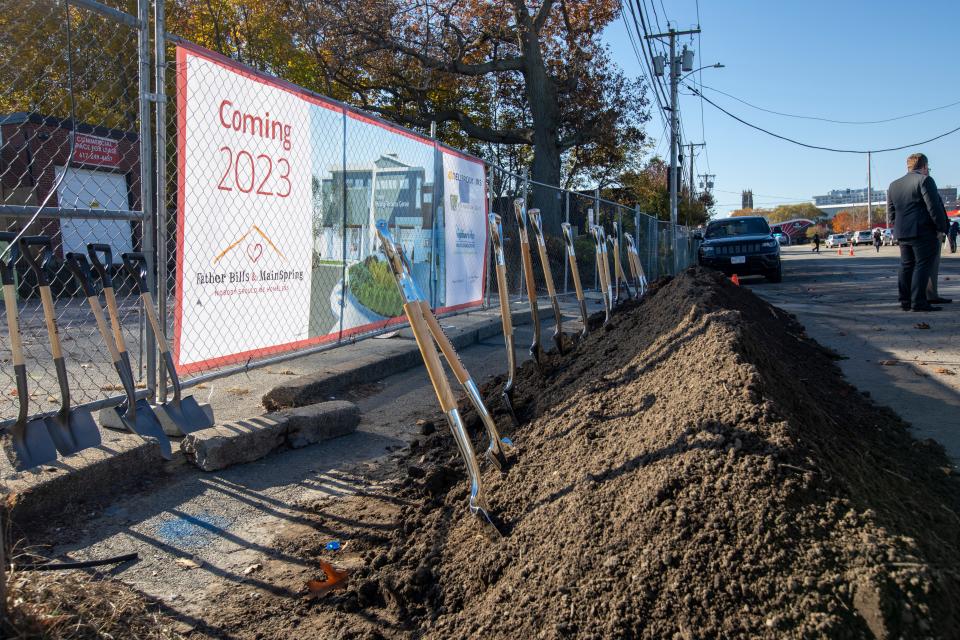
[568,253,585,302]
[38,285,63,360]
[139,291,171,356]
[534,236,557,298]
[520,240,538,303]
[101,286,127,355]
[405,301,456,412]
[88,296,123,364]
[3,284,24,366]
[494,263,513,336]
[419,300,470,385]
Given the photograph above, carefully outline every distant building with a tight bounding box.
[813,185,957,218]
[741,189,753,210]
[813,187,886,207]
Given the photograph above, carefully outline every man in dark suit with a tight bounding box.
[887,153,949,311]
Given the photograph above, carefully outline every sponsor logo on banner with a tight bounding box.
[442,152,487,308]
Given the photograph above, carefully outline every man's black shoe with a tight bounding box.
[912,305,943,312]
[929,297,952,304]
[901,302,912,311]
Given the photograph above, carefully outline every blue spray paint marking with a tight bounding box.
[155,512,233,549]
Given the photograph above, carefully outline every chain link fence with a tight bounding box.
[0,0,151,424]
[0,0,702,426]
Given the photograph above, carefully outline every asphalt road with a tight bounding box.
[744,243,960,464]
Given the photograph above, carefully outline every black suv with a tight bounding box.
[697,216,782,282]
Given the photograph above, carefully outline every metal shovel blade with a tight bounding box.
[112,362,173,460]
[45,358,100,454]
[156,395,212,435]
[156,352,213,435]
[5,371,58,471]
[115,399,172,460]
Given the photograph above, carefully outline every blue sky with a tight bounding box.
[603,0,960,216]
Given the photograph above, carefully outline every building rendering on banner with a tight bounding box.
[314,153,435,264]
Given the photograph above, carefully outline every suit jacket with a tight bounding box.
[887,171,948,239]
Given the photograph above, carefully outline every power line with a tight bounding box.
[620,0,669,128]
[689,85,960,154]
[697,82,960,125]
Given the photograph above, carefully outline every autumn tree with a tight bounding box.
[296,0,648,232]
[830,211,858,233]
[607,156,713,227]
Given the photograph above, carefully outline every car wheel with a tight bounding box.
[766,262,783,283]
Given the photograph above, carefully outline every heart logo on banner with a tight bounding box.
[247,243,263,263]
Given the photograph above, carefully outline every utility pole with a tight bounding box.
[647,26,700,272]
[867,151,873,229]
[687,142,706,207]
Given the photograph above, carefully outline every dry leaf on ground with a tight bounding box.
[306,561,349,598]
[174,557,202,570]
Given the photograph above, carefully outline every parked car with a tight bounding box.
[882,229,897,246]
[850,230,874,246]
[825,234,849,248]
[773,232,790,246]
[697,216,782,282]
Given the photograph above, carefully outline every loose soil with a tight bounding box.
[10,267,960,638]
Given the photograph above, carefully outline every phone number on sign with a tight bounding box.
[217,146,291,197]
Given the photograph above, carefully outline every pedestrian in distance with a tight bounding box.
[873,228,882,253]
[949,220,959,254]
[812,232,820,253]
[887,152,950,312]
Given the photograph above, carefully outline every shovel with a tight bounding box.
[624,232,648,295]
[387,226,512,471]
[374,221,499,535]
[528,209,564,354]
[590,225,612,325]
[607,224,634,303]
[513,198,543,364]
[121,252,214,435]
[0,237,58,470]
[18,236,100,455]
[561,223,589,340]
[64,252,172,460]
[488,214,520,426]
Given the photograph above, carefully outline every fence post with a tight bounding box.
[139,0,157,399]
[593,188,600,292]
[519,171,528,301]
[153,0,169,402]
[563,190,569,294]
[484,164,493,309]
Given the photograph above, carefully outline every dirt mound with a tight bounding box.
[196,267,960,639]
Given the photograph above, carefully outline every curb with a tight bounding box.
[4,435,165,527]
[262,304,553,411]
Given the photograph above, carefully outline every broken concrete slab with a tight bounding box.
[182,400,360,471]
[284,400,360,449]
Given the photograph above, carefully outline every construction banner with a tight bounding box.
[441,148,487,310]
[173,43,487,373]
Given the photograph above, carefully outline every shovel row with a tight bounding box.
[381,202,649,534]
[0,234,215,471]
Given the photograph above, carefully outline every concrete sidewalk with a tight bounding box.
[751,244,960,463]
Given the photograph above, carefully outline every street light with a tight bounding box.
[679,63,724,84]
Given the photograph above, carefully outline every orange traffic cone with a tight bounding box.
[837,246,842,256]
[730,274,740,286]
[849,245,855,256]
